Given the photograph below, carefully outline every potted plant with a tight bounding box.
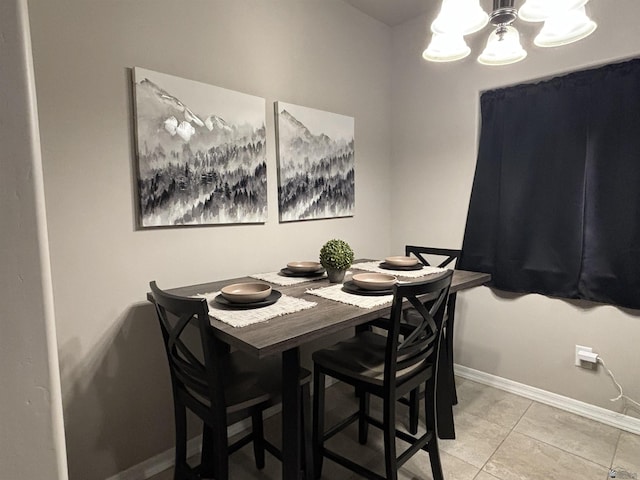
[319,239,354,283]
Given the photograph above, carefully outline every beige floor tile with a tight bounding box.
[147,467,174,480]
[328,413,481,479]
[454,375,468,386]
[399,448,480,480]
[323,380,356,405]
[319,390,480,479]
[473,472,501,480]
[178,442,359,480]
[514,402,620,467]
[147,381,629,480]
[322,418,381,458]
[229,446,284,479]
[439,410,511,468]
[484,431,609,480]
[455,379,532,429]
[611,431,640,477]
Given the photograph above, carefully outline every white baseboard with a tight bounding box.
[454,364,640,436]
[108,369,640,479]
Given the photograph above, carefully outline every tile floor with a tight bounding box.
[149,377,640,480]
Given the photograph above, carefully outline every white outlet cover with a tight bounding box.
[575,345,593,366]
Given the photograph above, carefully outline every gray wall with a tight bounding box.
[389,0,640,415]
[0,0,67,478]
[26,0,392,478]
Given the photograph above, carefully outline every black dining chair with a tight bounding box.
[404,246,461,434]
[357,246,462,435]
[149,281,312,480]
[312,271,453,480]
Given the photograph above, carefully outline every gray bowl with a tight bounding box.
[220,282,272,303]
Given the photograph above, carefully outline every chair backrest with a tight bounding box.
[149,281,225,412]
[384,271,453,389]
[405,245,461,269]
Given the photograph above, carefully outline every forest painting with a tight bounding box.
[133,67,267,227]
[275,102,354,222]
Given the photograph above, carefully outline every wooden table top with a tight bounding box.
[152,266,491,359]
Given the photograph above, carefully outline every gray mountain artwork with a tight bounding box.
[275,102,355,222]
[133,67,267,227]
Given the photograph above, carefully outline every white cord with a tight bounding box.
[597,356,640,409]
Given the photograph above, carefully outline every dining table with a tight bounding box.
[150,261,490,480]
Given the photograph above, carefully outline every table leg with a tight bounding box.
[435,293,458,440]
[436,328,456,439]
[447,292,458,405]
[282,348,302,480]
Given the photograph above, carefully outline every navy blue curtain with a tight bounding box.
[459,58,640,310]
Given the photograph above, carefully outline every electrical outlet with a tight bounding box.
[575,345,593,367]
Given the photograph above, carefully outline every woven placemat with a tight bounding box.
[306,284,393,309]
[250,270,327,286]
[352,261,448,279]
[196,292,317,328]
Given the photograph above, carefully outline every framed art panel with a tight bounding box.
[275,102,354,222]
[133,67,267,227]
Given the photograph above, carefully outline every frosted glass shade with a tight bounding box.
[431,0,489,35]
[534,6,597,47]
[422,33,471,62]
[518,0,587,22]
[478,26,527,66]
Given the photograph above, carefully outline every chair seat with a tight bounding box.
[312,331,428,389]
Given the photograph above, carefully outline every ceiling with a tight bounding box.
[342,0,434,27]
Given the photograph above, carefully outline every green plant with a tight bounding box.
[319,239,354,270]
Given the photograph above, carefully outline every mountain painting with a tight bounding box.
[275,102,355,222]
[133,67,267,227]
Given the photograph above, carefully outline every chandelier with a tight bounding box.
[422,0,597,66]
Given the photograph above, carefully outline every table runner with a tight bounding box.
[352,261,448,279]
[249,270,327,286]
[196,292,317,328]
[306,283,393,309]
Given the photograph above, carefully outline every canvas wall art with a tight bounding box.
[275,102,355,222]
[133,67,267,227]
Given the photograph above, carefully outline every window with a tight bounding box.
[459,58,640,310]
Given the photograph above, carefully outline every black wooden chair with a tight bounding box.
[312,271,453,480]
[357,246,462,435]
[149,281,312,480]
[404,246,461,435]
